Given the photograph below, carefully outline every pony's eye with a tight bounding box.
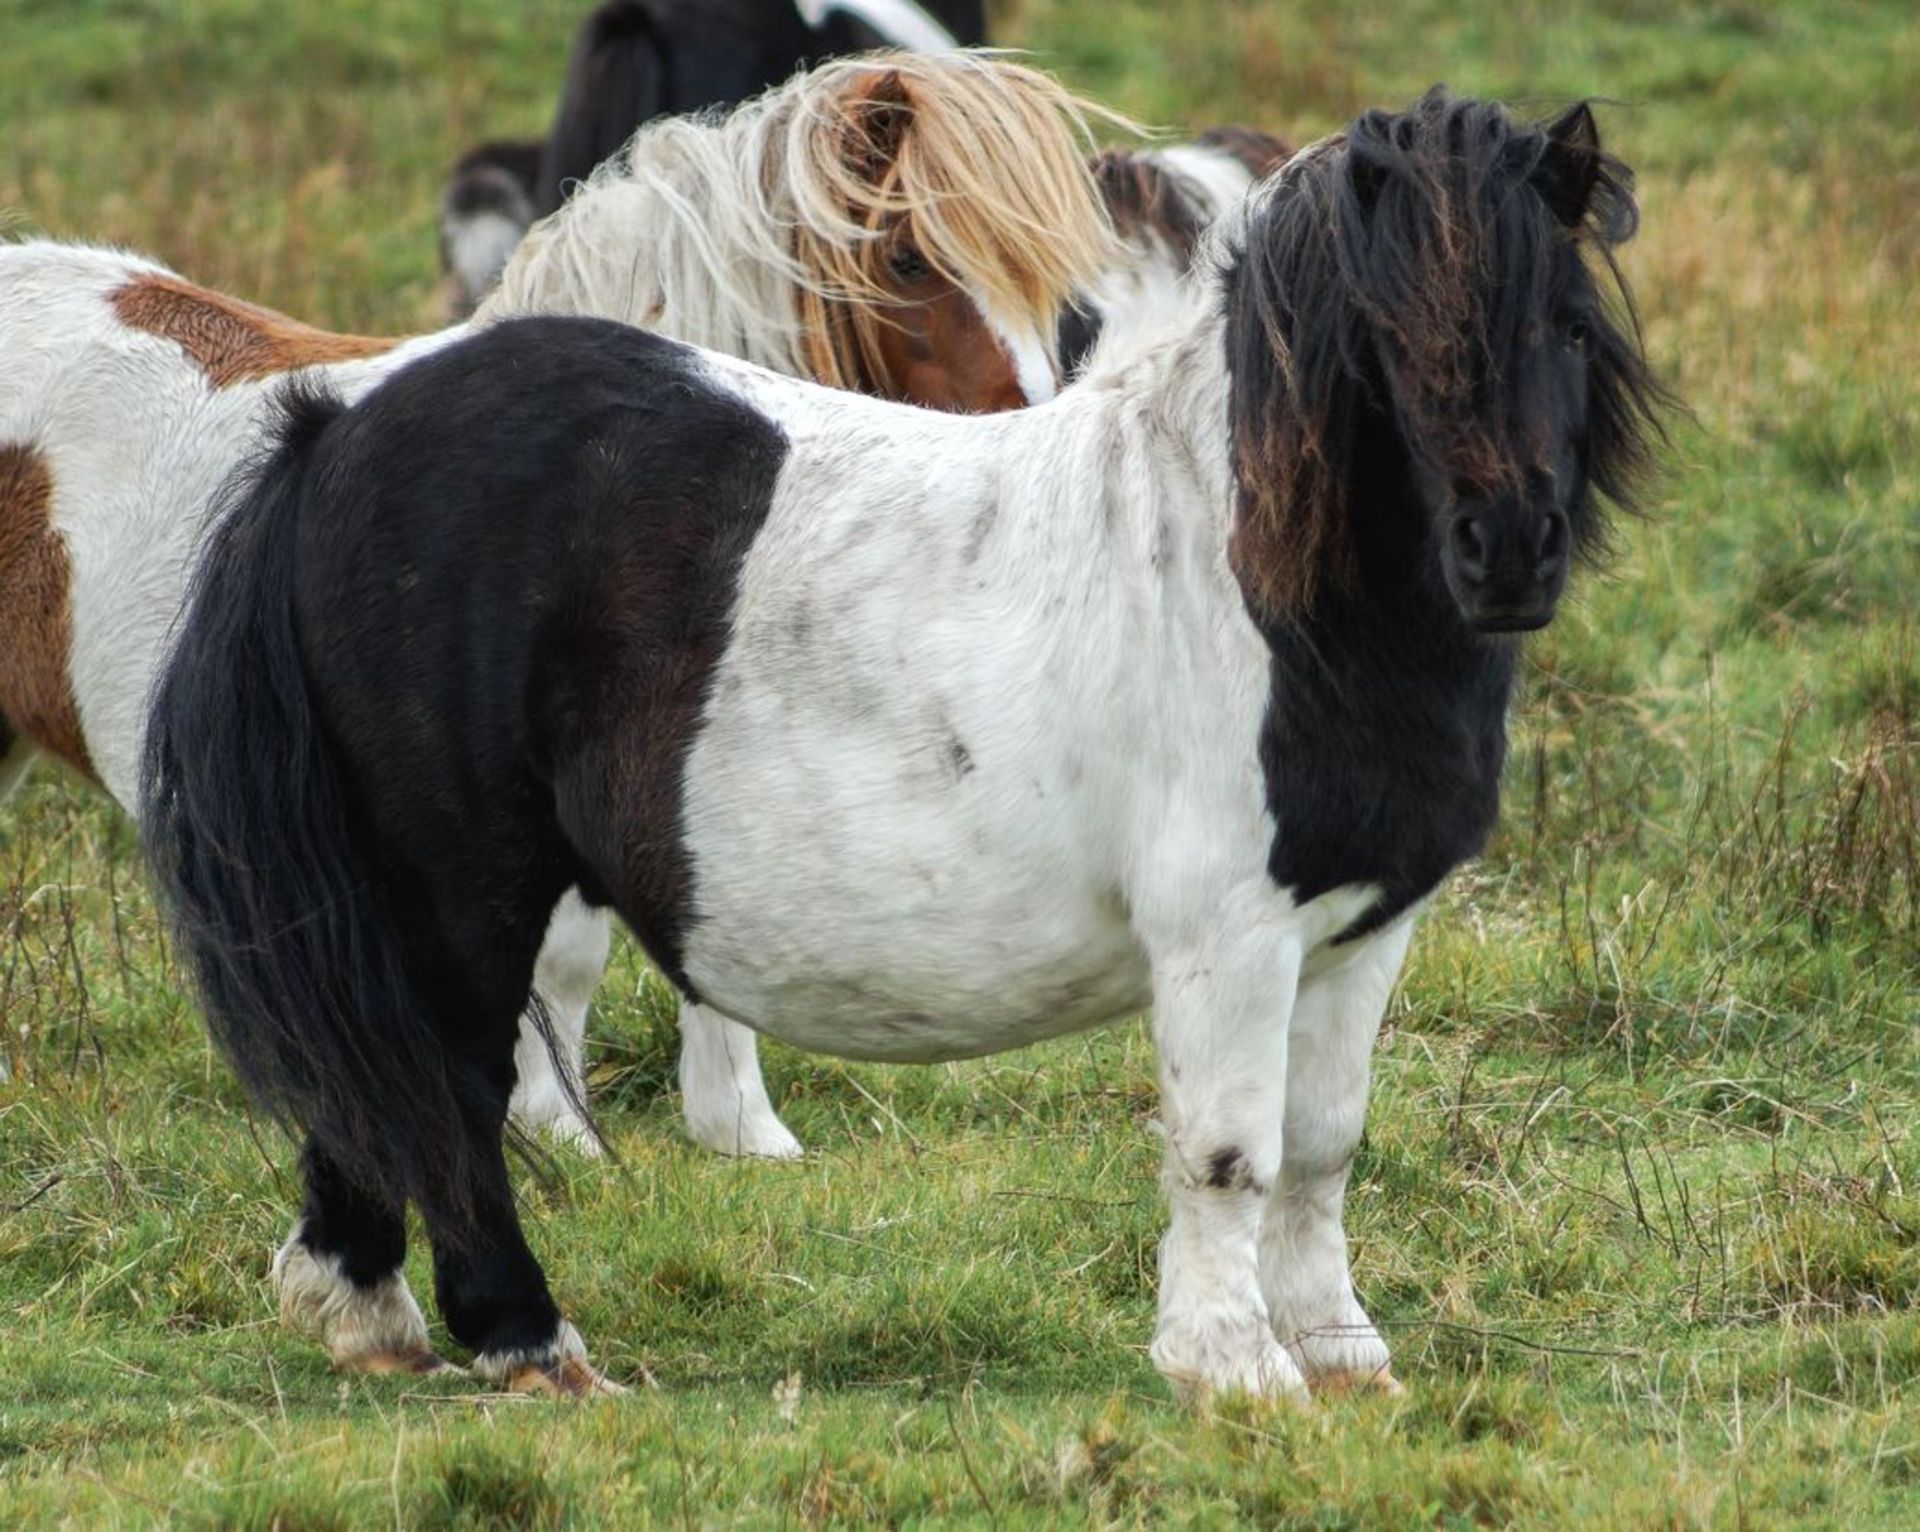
[1565,316,1591,349]
[888,245,933,283]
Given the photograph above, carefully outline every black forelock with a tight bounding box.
[1225,88,1670,617]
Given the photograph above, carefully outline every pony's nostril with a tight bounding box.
[1535,511,1568,566]
[1451,515,1488,577]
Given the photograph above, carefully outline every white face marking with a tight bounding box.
[986,307,1058,405]
[445,210,532,309]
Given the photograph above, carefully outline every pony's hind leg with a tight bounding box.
[422,1078,625,1398]
[510,888,611,1154]
[1259,922,1413,1397]
[405,885,624,1397]
[678,1001,803,1160]
[359,856,622,1397]
[273,1141,450,1375]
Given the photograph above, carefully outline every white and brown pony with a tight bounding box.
[0,51,1115,1149]
[1057,125,1294,378]
[143,92,1666,1398]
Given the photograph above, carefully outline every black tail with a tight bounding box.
[535,0,668,216]
[141,386,487,1223]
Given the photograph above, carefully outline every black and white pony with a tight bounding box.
[2,49,1115,1170]
[441,0,987,314]
[145,90,1665,1398]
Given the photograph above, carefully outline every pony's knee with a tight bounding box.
[1281,1095,1367,1184]
[1163,1120,1282,1200]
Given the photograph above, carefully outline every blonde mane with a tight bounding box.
[478,51,1126,390]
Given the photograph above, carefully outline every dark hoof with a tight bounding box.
[505,1355,630,1398]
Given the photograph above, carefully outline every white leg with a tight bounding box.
[509,889,610,1153]
[272,1220,447,1374]
[1144,888,1307,1403]
[1260,921,1413,1394]
[678,1001,803,1160]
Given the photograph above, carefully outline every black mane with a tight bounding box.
[1224,90,1672,939]
[1225,87,1668,619]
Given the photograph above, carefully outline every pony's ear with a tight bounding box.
[843,68,915,184]
[1535,102,1603,228]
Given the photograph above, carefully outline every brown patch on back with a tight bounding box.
[112,273,397,387]
[0,444,95,781]
[1092,149,1211,266]
[1196,125,1297,179]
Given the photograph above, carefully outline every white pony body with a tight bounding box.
[675,286,1378,1022]
[657,291,1409,1394]
[135,91,1661,1403]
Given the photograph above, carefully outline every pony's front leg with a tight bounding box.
[509,889,610,1152]
[1145,891,1308,1403]
[1260,921,1412,1396]
[678,1001,803,1159]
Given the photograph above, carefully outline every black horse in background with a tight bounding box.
[440,0,989,313]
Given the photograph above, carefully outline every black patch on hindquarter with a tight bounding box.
[289,317,787,996]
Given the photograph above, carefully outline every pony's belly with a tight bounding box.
[681,886,1151,1064]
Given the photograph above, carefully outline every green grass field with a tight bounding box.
[3,0,1916,1524]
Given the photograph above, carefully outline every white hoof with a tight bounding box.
[678,1003,804,1159]
[542,1110,606,1158]
[1151,1313,1310,1404]
[470,1319,629,1398]
[509,1079,602,1156]
[684,1104,805,1161]
[272,1223,450,1373]
[1271,1300,1394,1391]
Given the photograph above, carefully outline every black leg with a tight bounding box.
[298,1139,407,1284]
[415,1047,623,1396]
[397,874,625,1398]
[424,1056,562,1359]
